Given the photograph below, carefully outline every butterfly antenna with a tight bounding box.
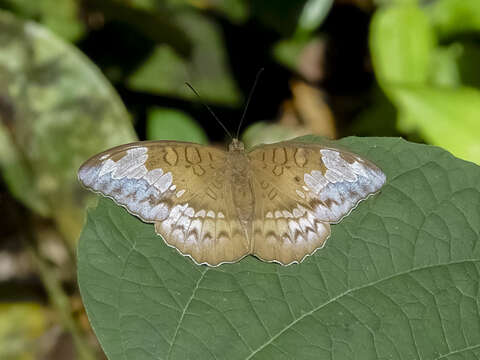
[185,82,233,140]
[236,67,264,139]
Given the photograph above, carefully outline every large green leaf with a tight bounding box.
[0,11,137,243]
[78,136,480,359]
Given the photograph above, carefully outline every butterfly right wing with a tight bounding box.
[78,141,250,266]
[248,142,385,265]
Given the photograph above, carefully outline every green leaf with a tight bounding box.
[296,0,333,34]
[250,0,309,36]
[370,2,435,87]
[88,0,192,58]
[123,0,249,23]
[127,11,241,106]
[429,0,480,37]
[1,0,84,41]
[241,122,308,148]
[272,35,312,71]
[429,44,463,87]
[0,11,137,243]
[198,0,248,23]
[146,107,208,144]
[350,86,398,137]
[0,303,48,359]
[167,0,249,23]
[78,136,480,359]
[273,0,333,73]
[392,85,480,164]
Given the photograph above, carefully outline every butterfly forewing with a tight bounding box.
[78,141,250,266]
[248,142,386,264]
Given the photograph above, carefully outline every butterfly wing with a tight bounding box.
[248,142,386,264]
[78,141,250,266]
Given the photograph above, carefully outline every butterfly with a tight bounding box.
[78,137,386,266]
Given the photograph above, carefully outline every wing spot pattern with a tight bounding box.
[321,149,358,183]
[273,147,287,165]
[294,148,307,167]
[206,187,218,200]
[268,188,278,200]
[185,146,201,164]
[273,166,283,176]
[193,165,205,176]
[260,180,269,190]
[163,146,178,166]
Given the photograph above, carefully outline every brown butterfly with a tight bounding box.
[78,138,385,266]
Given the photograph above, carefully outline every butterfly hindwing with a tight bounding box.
[250,175,331,265]
[78,141,250,266]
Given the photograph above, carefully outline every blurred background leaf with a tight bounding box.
[429,0,480,37]
[393,85,480,161]
[85,0,192,58]
[297,0,334,34]
[369,0,480,164]
[241,121,309,148]
[127,11,241,105]
[0,10,136,245]
[166,0,248,23]
[0,303,48,360]
[146,106,208,143]
[0,0,84,41]
[370,2,434,88]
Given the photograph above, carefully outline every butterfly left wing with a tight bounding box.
[78,141,250,266]
[248,142,386,264]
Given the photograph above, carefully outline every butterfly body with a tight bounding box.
[227,145,255,235]
[78,138,385,266]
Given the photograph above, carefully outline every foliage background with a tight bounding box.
[0,0,479,359]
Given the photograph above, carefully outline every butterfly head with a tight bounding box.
[229,138,245,152]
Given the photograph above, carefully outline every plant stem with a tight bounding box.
[26,229,96,360]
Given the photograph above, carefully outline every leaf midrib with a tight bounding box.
[435,343,480,360]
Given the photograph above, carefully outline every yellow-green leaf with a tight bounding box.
[393,85,480,164]
[370,3,435,87]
